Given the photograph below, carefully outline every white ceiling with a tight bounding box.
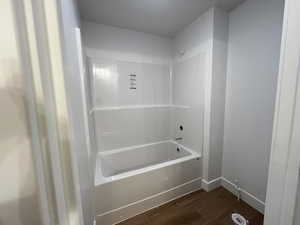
[77,0,245,37]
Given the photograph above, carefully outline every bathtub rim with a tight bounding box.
[95,140,201,185]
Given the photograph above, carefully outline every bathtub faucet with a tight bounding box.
[175,137,183,141]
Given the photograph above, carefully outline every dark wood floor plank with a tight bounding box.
[117,187,264,225]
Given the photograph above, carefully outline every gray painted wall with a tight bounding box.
[222,0,284,202]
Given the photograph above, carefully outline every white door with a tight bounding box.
[264,0,300,224]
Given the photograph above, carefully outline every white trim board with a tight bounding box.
[202,38,214,182]
[201,178,221,192]
[202,177,265,214]
[13,0,53,224]
[221,177,265,214]
[263,0,300,224]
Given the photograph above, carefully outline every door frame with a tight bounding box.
[264,0,300,224]
[12,0,84,224]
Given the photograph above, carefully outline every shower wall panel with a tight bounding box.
[171,53,206,154]
[94,108,171,151]
[90,58,171,151]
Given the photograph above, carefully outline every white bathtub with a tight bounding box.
[94,140,202,224]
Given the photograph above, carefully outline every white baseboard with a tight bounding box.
[96,177,202,225]
[221,177,265,214]
[201,177,222,192]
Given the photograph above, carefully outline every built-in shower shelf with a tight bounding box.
[90,104,190,113]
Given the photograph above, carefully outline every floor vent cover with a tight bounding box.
[231,213,249,225]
